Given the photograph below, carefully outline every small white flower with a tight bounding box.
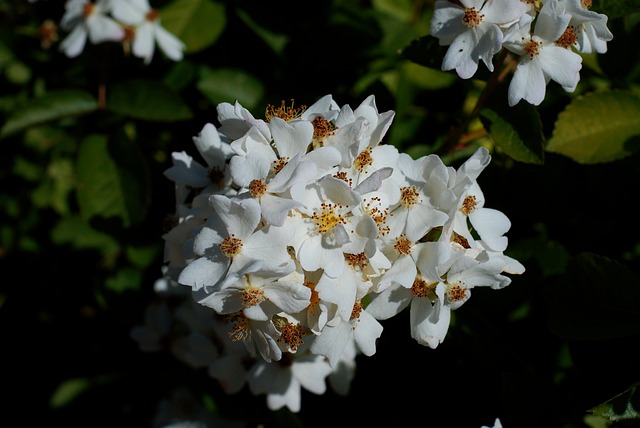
[503,0,583,106]
[59,0,124,57]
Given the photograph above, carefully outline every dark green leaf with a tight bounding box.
[161,0,226,53]
[591,0,640,18]
[479,104,545,164]
[546,253,640,340]
[546,91,640,164]
[51,216,120,257]
[197,67,264,111]
[75,133,150,228]
[589,381,640,422]
[106,79,192,121]
[0,90,98,139]
[401,34,449,71]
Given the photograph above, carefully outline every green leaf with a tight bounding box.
[545,253,640,340]
[591,0,640,18]
[160,0,226,53]
[197,67,264,111]
[75,133,150,228]
[0,90,98,139]
[479,104,545,164]
[235,8,288,55]
[51,216,120,257]
[106,78,192,122]
[589,382,640,422]
[546,91,640,164]
[49,378,91,408]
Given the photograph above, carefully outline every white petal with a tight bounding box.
[154,24,185,61]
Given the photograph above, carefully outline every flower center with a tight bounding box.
[446,282,468,303]
[581,0,592,9]
[363,196,390,236]
[333,171,353,187]
[227,312,249,341]
[350,300,363,321]
[393,234,413,255]
[400,186,420,207]
[460,195,477,215]
[265,99,306,122]
[411,277,437,301]
[219,235,243,257]
[83,3,95,17]
[312,117,336,147]
[462,7,484,28]
[249,178,267,198]
[524,38,542,59]
[304,280,320,317]
[272,157,289,175]
[312,203,345,234]
[345,252,368,270]
[354,147,373,172]
[555,26,578,49]
[275,318,306,351]
[145,9,159,22]
[242,286,266,307]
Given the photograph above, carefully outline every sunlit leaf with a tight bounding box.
[589,382,640,422]
[479,104,545,164]
[0,90,98,139]
[546,253,640,340]
[546,91,640,164]
[75,133,150,228]
[105,267,143,293]
[106,79,192,121]
[160,0,226,53]
[197,67,264,110]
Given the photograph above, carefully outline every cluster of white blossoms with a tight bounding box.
[139,93,525,412]
[430,0,613,106]
[49,0,185,63]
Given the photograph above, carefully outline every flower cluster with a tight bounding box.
[44,0,184,63]
[430,0,613,106]
[138,94,525,412]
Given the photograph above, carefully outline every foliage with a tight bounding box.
[1,0,640,427]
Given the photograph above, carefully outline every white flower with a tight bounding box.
[111,0,185,64]
[59,0,124,57]
[430,0,527,79]
[481,417,504,428]
[503,0,583,106]
[559,0,613,53]
[247,348,333,413]
[178,195,293,291]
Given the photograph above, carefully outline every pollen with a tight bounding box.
[446,282,468,303]
[145,9,159,22]
[272,157,289,175]
[241,286,267,307]
[524,38,542,59]
[312,117,336,147]
[364,197,390,236]
[249,178,268,198]
[227,313,249,342]
[452,232,471,249]
[354,147,373,172]
[265,99,307,122]
[304,280,320,317]
[345,252,369,270]
[400,186,420,207]
[350,300,363,322]
[411,277,438,301]
[462,7,484,28]
[219,235,243,257]
[276,320,306,351]
[333,171,353,187]
[83,3,95,17]
[38,20,58,49]
[581,0,592,8]
[555,26,578,49]
[394,234,413,256]
[460,195,477,215]
[312,203,346,234]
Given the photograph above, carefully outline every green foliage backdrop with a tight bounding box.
[1,0,640,427]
